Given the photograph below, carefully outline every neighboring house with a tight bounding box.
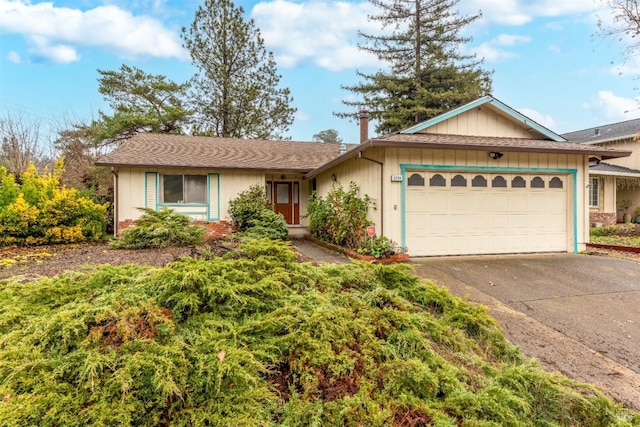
[96,95,630,257]
[562,118,640,226]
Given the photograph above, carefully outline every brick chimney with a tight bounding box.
[359,110,369,143]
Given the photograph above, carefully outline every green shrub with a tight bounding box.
[357,235,396,258]
[306,182,371,249]
[589,224,640,247]
[110,207,204,249]
[243,209,288,240]
[228,185,270,232]
[228,185,288,239]
[0,240,636,425]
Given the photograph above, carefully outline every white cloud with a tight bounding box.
[518,107,556,130]
[6,51,21,63]
[461,0,598,27]
[295,111,310,121]
[585,91,640,122]
[472,34,530,62]
[252,0,381,71]
[0,0,186,64]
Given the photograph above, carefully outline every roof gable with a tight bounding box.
[400,95,565,142]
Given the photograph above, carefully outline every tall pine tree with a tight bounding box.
[182,0,295,140]
[337,0,492,134]
[90,65,190,146]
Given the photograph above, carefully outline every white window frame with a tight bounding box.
[589,177,599,208]
[160,174,207,204]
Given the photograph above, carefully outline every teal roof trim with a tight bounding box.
[399,95,566,142]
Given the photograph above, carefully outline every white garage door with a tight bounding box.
[405,171,569,256]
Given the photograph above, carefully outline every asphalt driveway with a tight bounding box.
[411,253,640,407]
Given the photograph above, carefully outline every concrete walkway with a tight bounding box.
[289,238,350,264]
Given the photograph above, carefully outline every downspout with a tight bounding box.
[359,153,384,236]
[110,167,118,238]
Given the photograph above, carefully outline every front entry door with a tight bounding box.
[273,182,299,225]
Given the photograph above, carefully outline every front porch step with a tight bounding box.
[288,226,310,238]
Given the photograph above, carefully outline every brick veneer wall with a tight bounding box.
[589,212,617,227]
[117,219,237,240]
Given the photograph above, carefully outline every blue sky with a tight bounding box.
[2,0,640,145]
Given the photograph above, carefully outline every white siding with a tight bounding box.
[117,168,266,223]
[315,148,587,255]
[315,148,383,232]
[145,172,157,210]
[422,107,542,138]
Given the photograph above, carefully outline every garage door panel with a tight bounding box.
[406,171,569,256]
[510,195,528,211]
[449,193,470,211]
[490,194,510,211]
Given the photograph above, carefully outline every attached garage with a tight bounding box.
[404,169,572,256]
[308,96,632,257]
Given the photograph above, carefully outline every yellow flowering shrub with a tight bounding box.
[0,161,107,246]
[0,194,40,235]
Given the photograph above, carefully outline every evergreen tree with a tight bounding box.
[337,0,492,134]
[312,129,343,143]
[91,64,190,146]
[182,0,295,139]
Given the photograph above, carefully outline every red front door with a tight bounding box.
[273,182,299,225]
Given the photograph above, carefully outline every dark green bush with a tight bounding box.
[228,185,288,239]
[227,185,270,231]
[110,207,204,249]
[243,209,288,240]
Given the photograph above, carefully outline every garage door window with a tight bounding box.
[550,177,563,189]
[492,176,507,187]
[472,175,487,187]
[512,176,526,188]
[531,177,545,188]
[407,173,425,186]
[451,175,467,187]
[430,174,446,187]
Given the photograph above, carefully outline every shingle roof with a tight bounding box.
[375,133,630,159]
[561,118,640,144]
[305,132,632,178]
[95,133,345,172]
[590,162,640,177]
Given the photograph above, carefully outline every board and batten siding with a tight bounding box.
[421,107,541,139]
[314,146,589,254]
[117,168,265,224]
[381,147,589,254]
[599,140,640,171]
[315,148,383,231]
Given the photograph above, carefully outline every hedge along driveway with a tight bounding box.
[411,253,640,409]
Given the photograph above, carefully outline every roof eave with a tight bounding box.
[579,135,635,145]
[368,140,631,160]
[590,170,640,178]
[94,162,317,174]
[304,143,369,179]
